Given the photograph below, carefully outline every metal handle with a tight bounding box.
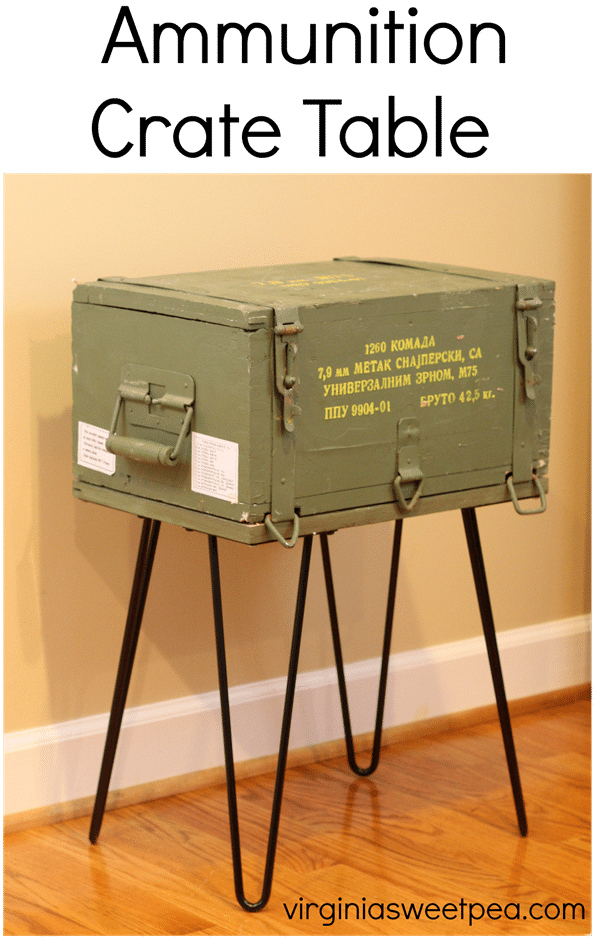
[264,513,300,548]
[106,393,193,466]
[506,473,546,515]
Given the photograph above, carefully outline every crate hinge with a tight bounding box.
[269,308,303,536]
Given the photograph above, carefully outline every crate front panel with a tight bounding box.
[293,288,516,510]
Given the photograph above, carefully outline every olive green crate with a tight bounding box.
[72,257,553,545]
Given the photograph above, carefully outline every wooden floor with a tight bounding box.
[3,698,590,936]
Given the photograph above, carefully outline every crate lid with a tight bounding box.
[74,258,541,329]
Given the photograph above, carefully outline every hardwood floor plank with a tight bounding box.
[4,700,590,935]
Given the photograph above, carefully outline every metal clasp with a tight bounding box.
[516,293,542,401]
[274,308,303,433]
[393,417,424,512]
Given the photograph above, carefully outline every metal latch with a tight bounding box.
[393,417,424,512]
[516,291,542,401]
[274,307,303,433]
[267,307,303,545]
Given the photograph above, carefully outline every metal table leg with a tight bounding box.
[320,520,403,776]
[89,517,161,844]
[88,509,526,914]
[461,507,528,836]
[209,533,313,912]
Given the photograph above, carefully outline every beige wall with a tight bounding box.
[4,174,591,734]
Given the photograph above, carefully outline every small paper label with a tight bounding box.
[78,421,116,475]
[192,432,238,503]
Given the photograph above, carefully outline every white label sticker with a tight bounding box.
[192,432,238,503]
[78,421,116,476]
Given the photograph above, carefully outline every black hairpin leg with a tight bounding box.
[320,519,403,776]
[209,533,313,912]
[89,517,162,844]
[461,507,527,837]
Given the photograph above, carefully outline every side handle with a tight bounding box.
[106,376,194,466]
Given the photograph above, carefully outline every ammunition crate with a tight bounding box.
[72,257,554,544]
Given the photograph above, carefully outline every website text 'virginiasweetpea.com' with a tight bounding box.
[282,897,586,928]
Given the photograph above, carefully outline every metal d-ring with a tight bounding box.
[264,513,300,548]
[506,473,546,515]
[393,474,424,513]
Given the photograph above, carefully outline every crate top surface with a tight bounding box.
[73,258,553,328]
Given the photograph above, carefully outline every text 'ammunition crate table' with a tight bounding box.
[72,257,554,910]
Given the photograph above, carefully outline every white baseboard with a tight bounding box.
[4,615,590,817]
